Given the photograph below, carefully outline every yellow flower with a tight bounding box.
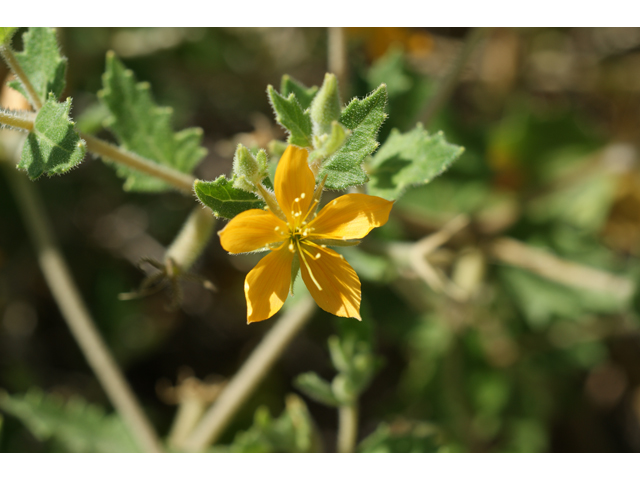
[219,145,394,323]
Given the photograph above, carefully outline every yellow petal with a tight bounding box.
[245,243,294,323]
[307,194,393,240]
[219,209,287,254]
[298,242,361,320]
[274,145,316,223]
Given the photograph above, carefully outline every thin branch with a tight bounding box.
[328,27,348,101]
[0,45,42,110]
[182,295,317,451]
[0,108,34,131]
[337,403,358,453]
[419,27,489,127]
[1,161,163,453]
[488,237,634,299]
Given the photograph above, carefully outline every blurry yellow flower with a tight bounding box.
[219,145,394,323]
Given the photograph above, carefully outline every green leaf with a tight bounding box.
[267,85,312,148]
[310,73,341,137]
[8,27,66,104]
[99,52,206,192]
[367,124,464,201]
[0,388,139,453]
[319,84,388,190]
[294,372,340,407]
[0,27,18,45]
[194,176,265,220]
[18,94,86,179]
[226,395,320,453]
[358,421,441,453]
[280,75,318,110]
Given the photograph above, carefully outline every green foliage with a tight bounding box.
[310,73,341,138]
[0,389,139,452]
[358,421,441,453]
[319,84,388,190]
[0,27,17,45]
[367,124,464,201]
[99,52,206,192]
[294,373,340,407]
[280,75,318,110]
[223,395,319,453]
[267,85,312,148]
[8,27,66,104]
[194,176,265,220]
[232,144,268,192]
[18,95,86,179]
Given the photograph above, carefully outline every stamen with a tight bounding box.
[300,193,306,199]
[288,243,295,252]
[298,244,322,291]
[315,253,321,259]
[274,226,280,231]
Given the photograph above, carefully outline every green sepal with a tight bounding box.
[366,124,464,201]
[8,27,66,104]
[310,73,341,138]
[99,52,207,192]
[294,372,340,407]
[319,84,388,190]
[232,144,268,192]
[267,85,312,148]
[194,176,266,220]
[0,27,18,45]
[18,94,86,179]
[280,75,318,110]
[0,388,139,453]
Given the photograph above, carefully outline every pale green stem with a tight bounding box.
[182,295,317,451]
[0,108,34,131]
[337,402,359,453]
[328,27,348,100]
[0,45,42,109]
[419,27,489,127]
[0,160,163,453]
[165,205,216,270]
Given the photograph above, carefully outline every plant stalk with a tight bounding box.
[0,45,43,109]
[337,402,358,453]
[182,295,317,451]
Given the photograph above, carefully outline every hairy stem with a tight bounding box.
[419,27,489,127]
[0,45,42,110]
[0,108,34,131]
[1,162,163,453]
[182,295,317,451]
[337,402,358,453]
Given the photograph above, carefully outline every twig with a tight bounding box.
[488,237,634,299]
[419,27,489,127]
[328,27,348,101]
[0,108,34,131]
[0,45,42,109]
[337,403,358,453]
[0,161,163,453]
[182,295,317,451]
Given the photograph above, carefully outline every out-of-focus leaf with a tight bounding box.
[0,388,139,453]
[194,176,265,220]
[18,95,86,179]
[98,52,206,191]
[294,373,340,407]
[367,124,464,201]
[8,27,66,104]
[358,421,442,453]
[0,27,17,45]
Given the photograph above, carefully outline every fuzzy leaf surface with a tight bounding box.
[0,27,17,45]
[280,75,318,110]
[99,52,206,192]
[8,27,66,104]
[267,85,312,148]
[18,95,86,179]
[367,124,464,201]
[319,84,388,189]
[0,388,139,453]
[194,176,266,220]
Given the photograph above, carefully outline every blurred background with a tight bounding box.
[2,27,640,452]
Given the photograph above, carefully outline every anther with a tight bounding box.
[274,226,280,231]
[300,193,306,199]
[315,253,321,259]
[288,243,295,252]
[294,197,300,202]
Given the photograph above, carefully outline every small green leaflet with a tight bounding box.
[0,388,139,453]
[194,176,265,220]
[294,372,340,407]
[280,75,318,110]
[99,52,206,192]
[319,84,388,190]
[18,95,86,179]
[366,124,464,201]
[0,27,17,45]
[267,85,312,148]
[8,27,66,105]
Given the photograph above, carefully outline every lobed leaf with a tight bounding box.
[367,123,464,201]
[319,84,388,190]
[280,75,318,110]
[0,388,139,453]
[8,27,66,104]
[194,176,265,220]
[98,52,206,192]
[18,94,86,179]
[267,85,312,148]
